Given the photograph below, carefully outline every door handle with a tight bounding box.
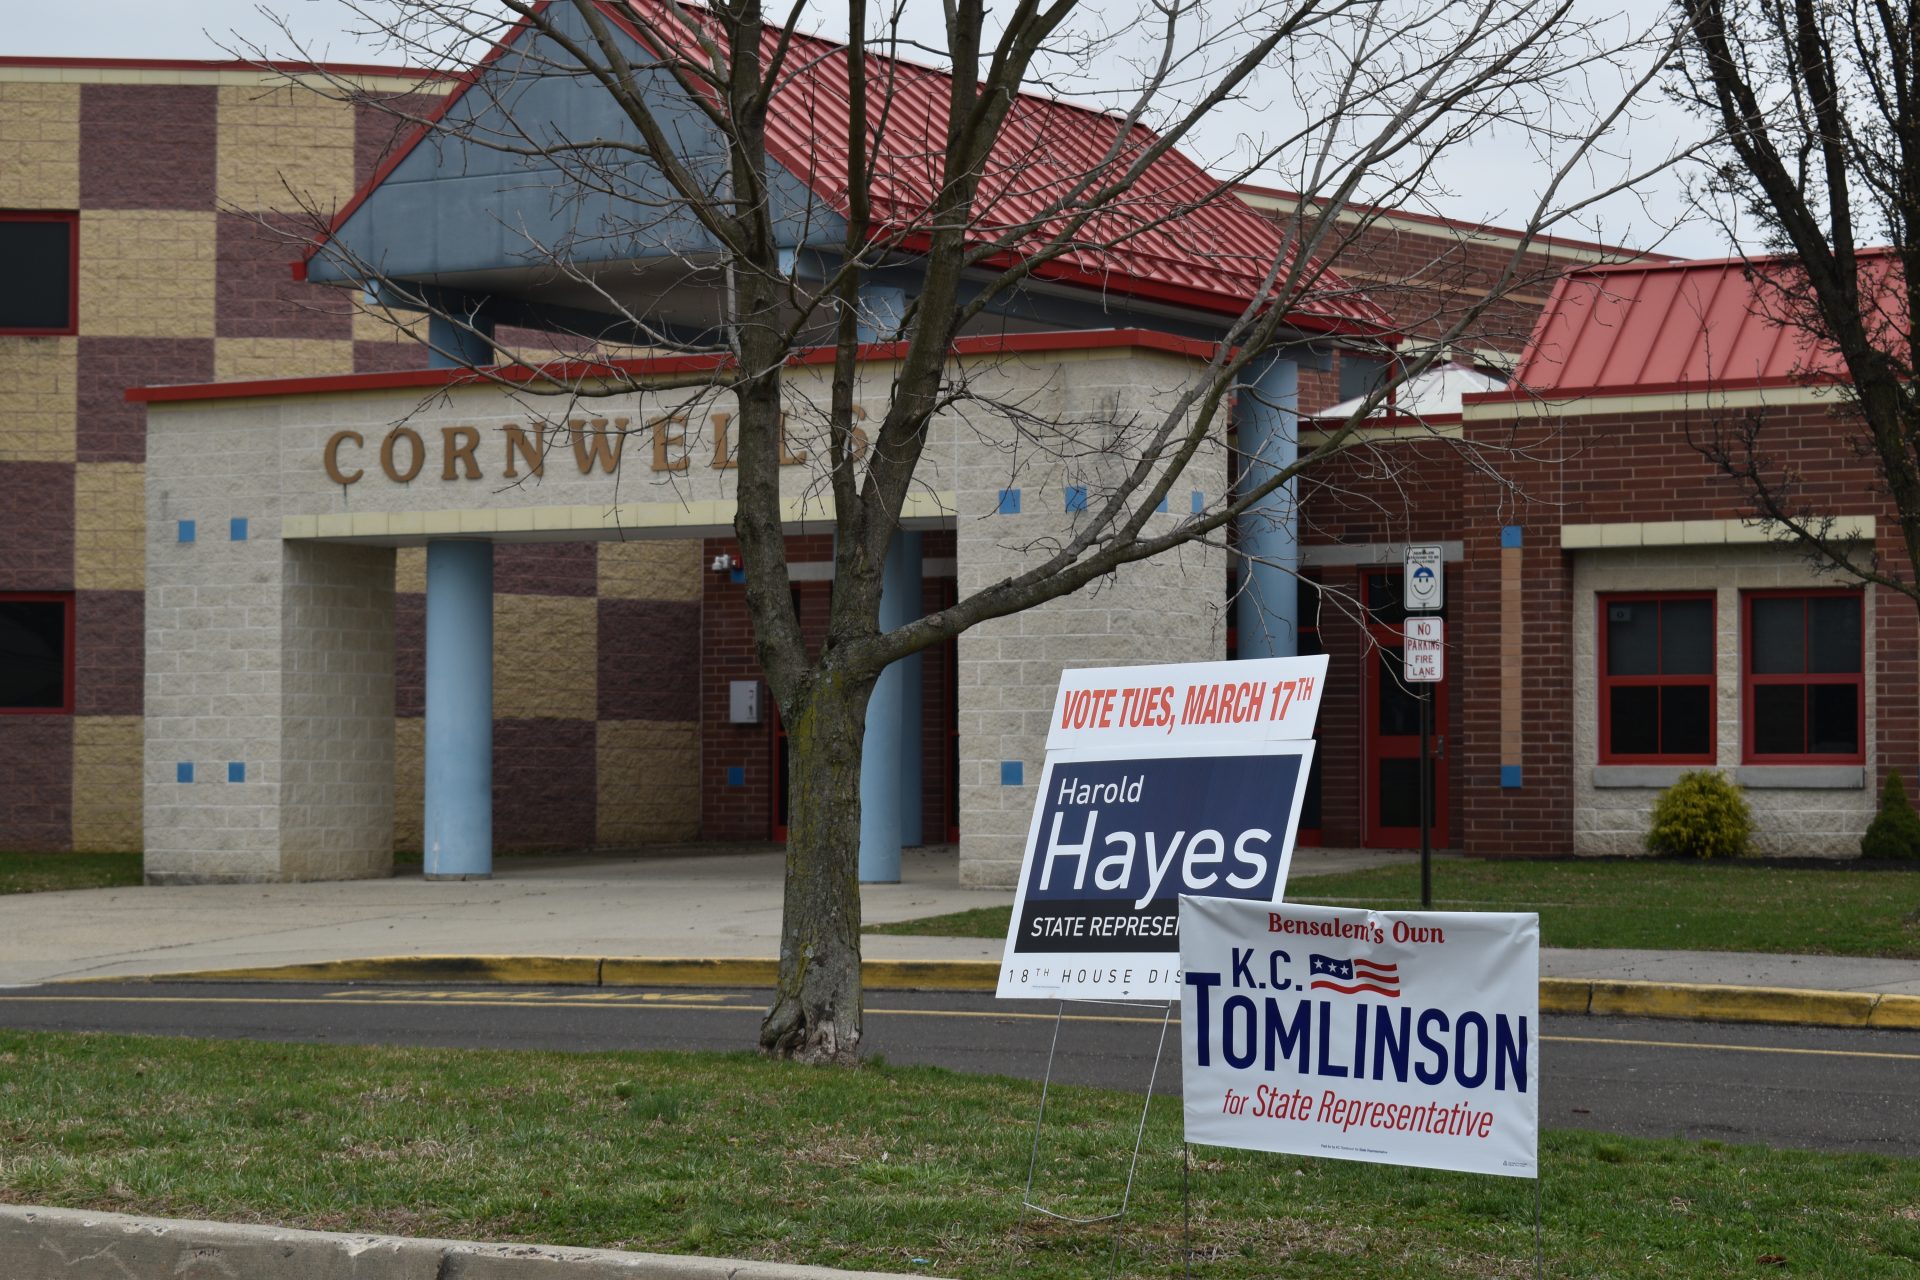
[1435,735,1446,759]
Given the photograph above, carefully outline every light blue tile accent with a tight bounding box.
[1064,485,1087,513]
[1156,495,1170,513]
[177,519,196,544]
[1500,764,1523,788]
[726,765,746,787]
[176,762,194,783]
[1000,760,1024,786]
[1191,491,1205,514]
[227,761,245,783]
[1501,525,1524,549]
[229,517,249,542]
[997,488,1021,515]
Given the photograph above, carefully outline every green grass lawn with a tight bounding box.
[0,851,141,896]
[869,859,1920,958]
[0,1031,1914,1278]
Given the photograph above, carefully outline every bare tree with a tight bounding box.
[1677,0,1920,610]
[265,0,1673,1063]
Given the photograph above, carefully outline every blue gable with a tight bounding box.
[308,3,840,291]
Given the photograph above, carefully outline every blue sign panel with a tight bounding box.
[1000,741,1314,999]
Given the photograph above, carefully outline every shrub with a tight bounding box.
[1645,770,1753,859]
[1860,771,1920,859]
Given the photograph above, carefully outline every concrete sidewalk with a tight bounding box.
[2,845,1917,1018]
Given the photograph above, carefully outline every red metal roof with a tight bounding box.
[302,1,1394,337]
[1513,251,1902,394]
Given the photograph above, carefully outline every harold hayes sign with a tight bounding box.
[1180,897,1539,1179]
[997,656,1326,1001]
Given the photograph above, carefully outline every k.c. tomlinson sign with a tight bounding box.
[322,414,866,486]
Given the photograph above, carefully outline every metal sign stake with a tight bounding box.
[1420,682,1432,910]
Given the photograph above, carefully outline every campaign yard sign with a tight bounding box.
[1180,896,1539,1179]
[997,656,1327,1002]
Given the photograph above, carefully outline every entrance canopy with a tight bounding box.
[297,0,1396,346]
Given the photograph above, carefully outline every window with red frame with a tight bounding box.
[0,593,74,713]
[1599,594,1714,763]
[1744,591,1864,761]
[0,212,78,334]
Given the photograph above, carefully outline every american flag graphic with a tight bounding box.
[1308,954,1402,998]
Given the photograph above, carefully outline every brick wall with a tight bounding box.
[1445,397,1919,855]
[0,65,433,857]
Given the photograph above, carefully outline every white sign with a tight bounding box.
[1404,545,1444,611]
[998,657,1328,1002]
[1046,655,1328,752]
[1404,617,1444,683]
[1180,897,1539,1179]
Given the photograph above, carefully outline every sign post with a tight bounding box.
[1403,554,1443,912]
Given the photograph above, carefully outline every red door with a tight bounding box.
[1360,569,1448,849]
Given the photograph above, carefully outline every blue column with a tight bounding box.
[424,540,493,879]
[857,277,922,866]
[860,532,922,882]
[1234,357,1300,658]
[428,312,496,368]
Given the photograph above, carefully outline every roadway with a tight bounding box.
[0,981,1914,1156]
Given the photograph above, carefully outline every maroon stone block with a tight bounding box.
[80,84,217,211]
[492,717,596,851]
[77,337,215,464]
[598,597,701,722]
[216,213,354,340]
[0,716,74,851]
[352,338,433,373]
[0,463,75,591]
[496,543,596,597]
[74,589,143,717]
[394,591,424,718]
[354,95,442,187]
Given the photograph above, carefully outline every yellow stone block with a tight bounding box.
[77,210,217,339]
[74,462,145,591]
[0,83,80,208]
[217,84,356,213]
[394,717,424,852]
[351,302,430,345]
[213,337,355,383]
[71,716,142,852]
[597,719,701,845]
[493,593,598,721]
[0,337,78,462]
[598,538,702,601]
[395,546,426,594]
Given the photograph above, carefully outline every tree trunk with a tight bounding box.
[759,669,870,1064]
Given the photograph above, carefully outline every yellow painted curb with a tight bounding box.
[124,957,1920,1032]
[599,958,998,990]
[1868,993,1920,1030]
[1538,978,1591,1015]
[1588,979,1876,1028]
[166,955,604,987]
[599,958,779,988]
[862,960,1001,991]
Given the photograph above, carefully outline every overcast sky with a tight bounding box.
[13,0,1738,258]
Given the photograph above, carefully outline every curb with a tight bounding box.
[90,955,1920,1030]
[0,1205,944,1280]
[139,955,1004,992]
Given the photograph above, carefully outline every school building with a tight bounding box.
[2,22,1898,884]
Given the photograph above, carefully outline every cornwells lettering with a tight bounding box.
[322,413,863,486]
